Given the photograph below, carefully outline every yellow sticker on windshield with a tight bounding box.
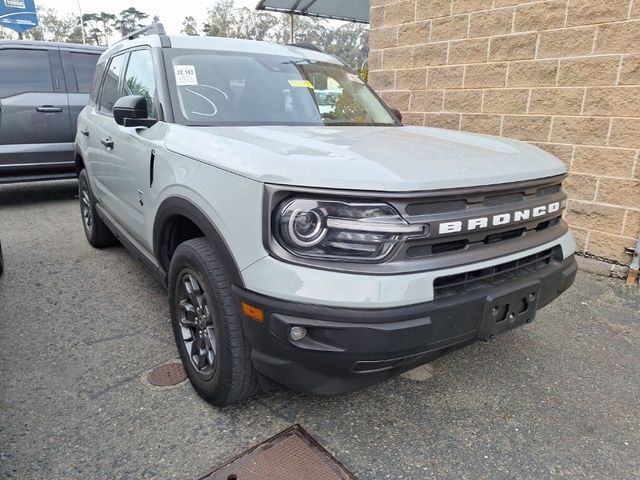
[288,79,313,88]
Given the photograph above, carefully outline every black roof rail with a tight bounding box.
[287,43,323,52]
[113,22,171,48]
[124,22,165,40]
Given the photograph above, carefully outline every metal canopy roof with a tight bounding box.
[256,0,370,24]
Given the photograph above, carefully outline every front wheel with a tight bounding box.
[168,238,259,406]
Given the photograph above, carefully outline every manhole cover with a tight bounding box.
[199,425,355,480]
[148,362,187,386]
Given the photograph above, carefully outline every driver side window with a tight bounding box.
[98,53,126,114]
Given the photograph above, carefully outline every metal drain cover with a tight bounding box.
[199,425,355,480]
[148,362,187,386]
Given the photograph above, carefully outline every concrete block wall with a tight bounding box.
[368,0,640,264]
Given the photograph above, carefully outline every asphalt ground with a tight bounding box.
[0,180,639,480]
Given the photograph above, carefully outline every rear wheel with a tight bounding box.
[78,169,116,248]
[168,238,259,406]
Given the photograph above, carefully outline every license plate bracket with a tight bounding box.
[478,281,542,341]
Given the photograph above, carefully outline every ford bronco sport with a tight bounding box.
[75,24,577,406]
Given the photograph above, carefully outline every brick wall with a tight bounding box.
[368,0,640,264]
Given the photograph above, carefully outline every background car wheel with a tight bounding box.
[78,169,116,248]
[168,237,260,406]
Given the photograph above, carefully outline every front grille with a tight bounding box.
[433,248,556,299]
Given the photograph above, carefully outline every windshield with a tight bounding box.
[164,49,397,127]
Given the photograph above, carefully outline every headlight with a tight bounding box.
[273,198,424,262]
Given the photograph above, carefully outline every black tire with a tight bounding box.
[168,238,260,406]
[78,169,116,248]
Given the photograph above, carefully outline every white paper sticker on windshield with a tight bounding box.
[174,65,198,86]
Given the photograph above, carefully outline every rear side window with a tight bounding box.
[71,52,99,93]
[0,49,53,98]
[90,62,106,104]
[98,53,127,113]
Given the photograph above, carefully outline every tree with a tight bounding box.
[181,16,199,36]
[115,7,149,37]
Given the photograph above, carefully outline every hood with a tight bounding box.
[164,125,566,191]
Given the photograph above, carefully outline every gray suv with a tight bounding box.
[76,25,577,406]
[0,40,104,183]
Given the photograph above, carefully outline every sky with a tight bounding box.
[36,0,262,36]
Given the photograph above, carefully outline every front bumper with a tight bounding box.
[235,254,577,396]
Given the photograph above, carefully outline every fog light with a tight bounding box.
[290,326,307,341]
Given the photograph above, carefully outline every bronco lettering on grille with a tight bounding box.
[438,201,561,235]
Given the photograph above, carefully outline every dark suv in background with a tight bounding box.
[0,41,104,183]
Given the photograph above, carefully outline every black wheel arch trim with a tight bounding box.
[153,196,244,287]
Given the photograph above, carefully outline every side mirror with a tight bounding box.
[389,108,403,123]
[113,95,155,127]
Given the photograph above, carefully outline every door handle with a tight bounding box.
[80,128,90,137]
[36,105,63,113]
[100,137,114,149]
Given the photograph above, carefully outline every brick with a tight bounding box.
[536,27,596,59]
[461,114,502,135]
[587,231,635,263]
[398,21,431,45]
[431,14,469,41]
[411,43,449,66]
[489,33,537,61]
[564,173,598,200]
[596,178,640,208]
[381,91,411,110]
[464,63,508,87]
[384,0,415,25]
[451,0,487,14]
[444,89,483,112]
[619,55,640,85]
[428,65,465,88]
[369,26,398,49]
[507,60,559,87]
[624,210,640,237]
[396,68,428,90]
[368,70,395,90]
[448,38,488,64]
[550,117,610,145]
[567,0,631,27]
[402,112,426,125]
[531,142,574,165]
[469,8,514,37]
[558,57,620,86]
[594,21,640,54]
[565,200,626,231]
[416,0,452,20]
[633,0,640,17]
[583,87,640,117]
[382,46,413,69]
[609,118,640,148]
[370,0,399,5]
[529,88,585,115]
[572,146,636,177]
[571,227,589,252]
[424,113,461,129]
[370,6,385,28]
[502,115,552,141]
[514,1,567,32]
[483,88,529,113]
[368,50,383,71]
[410,90,444,111]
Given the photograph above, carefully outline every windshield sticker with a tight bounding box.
[288,79,314,88]
[174,65,198,86]
[346,73,364,84]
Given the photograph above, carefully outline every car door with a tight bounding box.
[0,45,72,175]
[91,48,160,243]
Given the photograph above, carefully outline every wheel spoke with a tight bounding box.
[177,300,198,327]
